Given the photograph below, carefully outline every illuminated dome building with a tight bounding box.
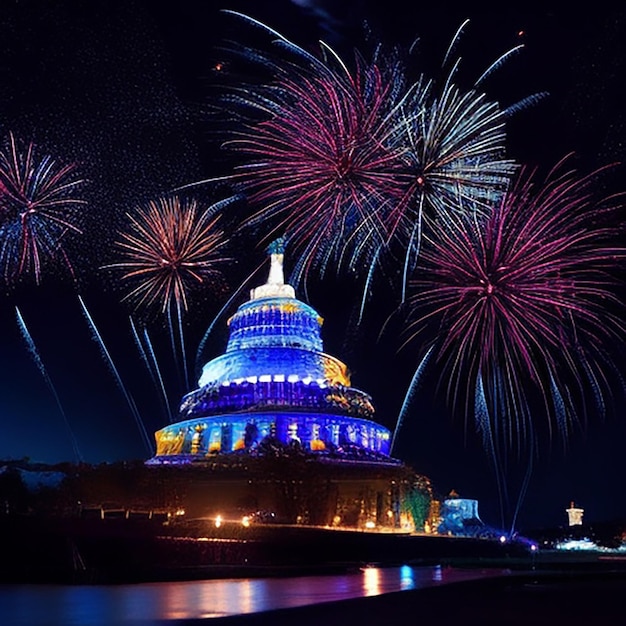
[147,243,392,464]
[141,243,431,531]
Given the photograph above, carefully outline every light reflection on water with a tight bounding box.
[0,565,501,625]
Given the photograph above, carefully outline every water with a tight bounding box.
[0,565,503,625]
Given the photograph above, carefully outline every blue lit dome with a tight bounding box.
[147,247,392,464]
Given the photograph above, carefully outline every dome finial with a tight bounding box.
[266,238,286,286]
[267,237,285,256]
[250,237,295,300]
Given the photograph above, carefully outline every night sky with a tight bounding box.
[0,1,624,533]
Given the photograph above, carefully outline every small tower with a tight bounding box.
[566,501,584,526]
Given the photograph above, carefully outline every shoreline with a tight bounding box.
[202,570,626,626]
[3,512,626,586]
[0,514,533,584]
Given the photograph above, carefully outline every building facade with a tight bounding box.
[144,245,431,531]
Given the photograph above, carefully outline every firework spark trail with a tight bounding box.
[129,316,173,424]
[477,365,536,536]
[143,326,175,424]
[390,86,517,224]
[130,315,157,383]
[166,300,189,393]
[15,306,83,463]
[78,295,153,454]
[177,302,189,390]
[403,157,626,453]
[508,439,534,536]
[0,132,86,285]
[194,258,267,377]
[475,370,507,529]
[106,196,233,314]
[391,344,433,456]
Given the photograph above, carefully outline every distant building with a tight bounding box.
[566,501,584,526]
[438,491,483,535]
[436,490,506,540]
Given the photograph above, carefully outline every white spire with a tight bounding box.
[250,247,295,300]
[267,251,286,285]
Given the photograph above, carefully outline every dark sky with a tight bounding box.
[0,0,625,533]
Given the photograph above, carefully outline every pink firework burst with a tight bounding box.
[0,132,86,285]
[226,52,407,284]
[208,11,414,290]
[404,156,625,449]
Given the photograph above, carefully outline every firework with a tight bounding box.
[388,78,517,298]
[105,194,233,315]
[402,157,625,450]
[105,193,235,389]
[376,19,539,298]
[210,13,534,304]
[0,132,86,285]
[215,11,407,288]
